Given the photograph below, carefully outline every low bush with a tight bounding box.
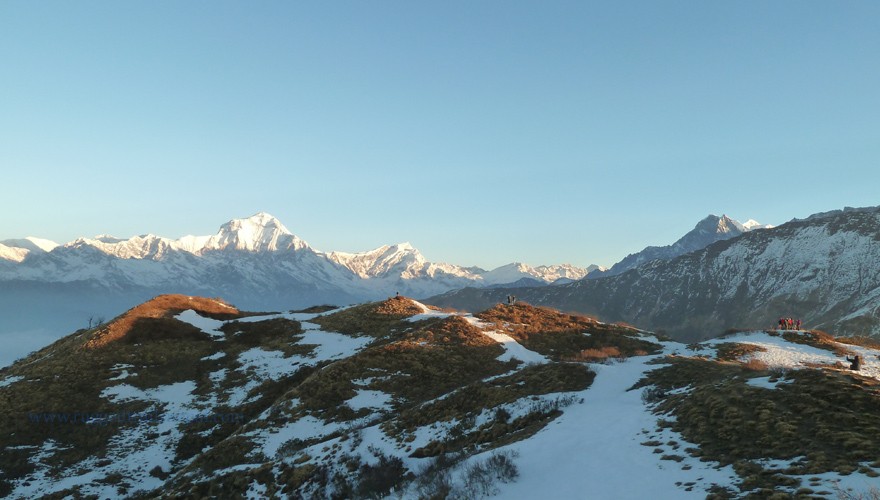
[641,386,666,405]
[715,342,767,362]
[743,358,769,371]
[355,448,411,497]
[461,450,520,497]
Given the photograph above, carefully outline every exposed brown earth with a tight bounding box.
[82,294,241,349]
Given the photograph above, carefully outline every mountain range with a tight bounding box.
[0,211,771,366]
[1,294,878,498]
[0,212,595,299]
[0,212,601,363]
[428,206,880,342]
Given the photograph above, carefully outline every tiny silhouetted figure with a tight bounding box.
[846,355,862,371]
[395,291,400,298]
[511,295,516,305]
[796,319,801,330]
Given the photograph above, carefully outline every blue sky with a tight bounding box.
[2,1,878,269]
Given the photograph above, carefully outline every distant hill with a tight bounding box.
[2,294,878,498]
[428,206,880,342]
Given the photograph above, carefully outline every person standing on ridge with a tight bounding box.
[847,355,862,371]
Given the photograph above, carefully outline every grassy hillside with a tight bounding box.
[633,330,880,498]
[3,295,878,499]
[0,296,660,498]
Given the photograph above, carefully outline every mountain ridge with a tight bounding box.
[2,294,878,498]
[588,214,771,278]
[0,212,592,286]
[0,212,596,363]
[427,205,880,342]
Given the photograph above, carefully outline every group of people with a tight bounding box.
[777,317,802,330]
[506,295,517,305]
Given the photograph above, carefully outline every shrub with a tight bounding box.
[463,460,495,497]
[567,346,622,362]
[461,451,520,497]
[149,465,169,479]
[412,452,464,498]
[715,342,767,362]
[414,468,452,500]
[743,358,769,371]
[355,448,410,497]
[641,386,666,405]
[485,450,519,482]
[833,483,880,500]
[837,336,880,349]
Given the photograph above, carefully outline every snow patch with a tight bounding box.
[346,390,393,412]
[0,375,24,388]
[11,381,208,498]
[259,416,345,458]
[109,363,134,381]
[406,299,455,322]
[175,309,225,339]
[711,332,840,370]
[298,330,373,362]
[237,348,302,381]
[463,354,737,499]
[202,351,226,361]
[746,376,792,390]
[461,315,548,364]
[481,330,548,364]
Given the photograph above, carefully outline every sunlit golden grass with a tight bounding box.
[83,294,241,349]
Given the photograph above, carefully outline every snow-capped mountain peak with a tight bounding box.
[694,214,744,235]
[0,244,29,263]
[742,219,773,231]
[0,237,60,262]
[718,214,745,233]
[23,237,60,253]
[593,214,766,278]
[200,212,309,253]
[481,262,589,285]
[25,213,313,260]
[94,235,125,244]
[328,242,427,279]
[1,213,595,313]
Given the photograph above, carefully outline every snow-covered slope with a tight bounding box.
[429,206,880,341]
[190,211,310,253]
[0,237,59,262]
[328,243,432,279]
[479,262,592,285]
[3,297,878,498]
[1,214,584,290]
[590,214,768,278]
[2,213,590,295]
[48,212,310,261]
